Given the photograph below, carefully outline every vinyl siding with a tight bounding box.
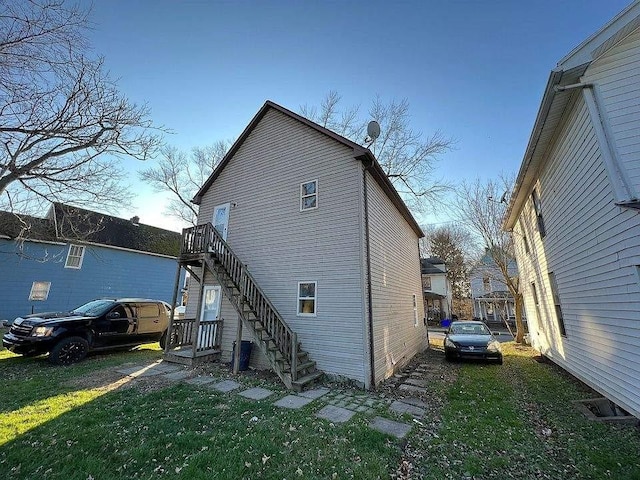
[513,50,640,418]
[0,238,180,321]
[366,171,427,385]
[188,108,367,383]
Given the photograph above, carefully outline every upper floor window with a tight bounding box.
[423,276,432,290]
[297,281,317,316]
[531,189,546,238]
[483,276,491,293]
[65,245,85,269]
[548,272,566,336]
[520,219,530,254]
[413,294,419,326]
[300,180,318,211]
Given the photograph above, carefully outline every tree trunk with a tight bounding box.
[514,293,525,343]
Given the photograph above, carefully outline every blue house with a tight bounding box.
[0,203,183,322]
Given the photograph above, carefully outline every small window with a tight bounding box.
[483,277,491,293]
[65,244,85,269]
[548,272,566,336]
[300,180,318,211]
[297,281,317,316]
[423,276,432,290]
[413,294,418,326]
[520,219,530,254]
[29,281,51,301]
[531,189,546,238]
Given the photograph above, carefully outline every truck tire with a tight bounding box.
[159,330,167,349]
[49,336,89,365]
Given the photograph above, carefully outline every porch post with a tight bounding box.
[165,262,183,353]
[233,313,243,374]
[191,259,206,357]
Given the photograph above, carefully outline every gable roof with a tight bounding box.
[193,100,424,238]
[504,1,640,230]
[0,203,181,257]
[421,258,446,275]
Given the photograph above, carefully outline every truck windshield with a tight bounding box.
[71,300,115,316]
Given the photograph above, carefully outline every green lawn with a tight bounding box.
[1,335,639,479]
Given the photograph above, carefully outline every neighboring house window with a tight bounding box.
[423,276,432,290]
[548,272,566,336]
[29,281,51,301]
[413,294,418,326]
[531,189,546,238]
[483,277,491,293]
[300,180,318,211]
[530,282,542,328]
[65,245,85,269]
[297,281,317,316]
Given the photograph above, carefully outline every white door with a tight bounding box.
[199,286,221,349]
[213,203,230,240]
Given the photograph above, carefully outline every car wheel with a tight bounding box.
[496,355,504,365]
[445,351,456,362]
[49,337,89,365]
[159,330,168,349]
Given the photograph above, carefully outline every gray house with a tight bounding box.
[504,2,640,418]
[165,101,427,390]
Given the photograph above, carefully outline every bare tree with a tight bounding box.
[138,142,230,226]
[0,1,162,221]
[453,176,526,343]
[301,91,453,213]
[421,224,473,304]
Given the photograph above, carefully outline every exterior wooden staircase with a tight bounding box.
[167,223,323,391]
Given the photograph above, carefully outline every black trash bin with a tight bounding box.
[232,340,253,371]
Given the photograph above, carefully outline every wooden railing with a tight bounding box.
[168,318,196,349]
[196,319,223,353]
[181,223,298,380]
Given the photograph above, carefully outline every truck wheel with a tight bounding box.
[49,337,89,365]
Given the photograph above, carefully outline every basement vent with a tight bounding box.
[573,398,636,424]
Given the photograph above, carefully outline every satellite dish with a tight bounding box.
[367,121,380,141]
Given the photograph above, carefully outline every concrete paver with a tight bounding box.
[316,405,355,423]
[390,400,425,418]
[274,394,314,409]
[369,416,412,439]
[298,387,330,399]
[210,379,242,393]
[239,387,274,400]
[116,362,182,377]
[405,378,428,388]
[162,370,191,381]
[186,376,216,386]
[399,384,427,394]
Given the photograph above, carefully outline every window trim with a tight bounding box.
[423,276,432,290]
[413,294,419,327]
[531,188,546,238]
[530,282,542,328]
[29,281,51,301]
[64,244,86,269]
[297,281,317,317]
[300,179,318,212]
[548,272,566,337]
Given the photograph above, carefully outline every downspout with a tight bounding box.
[554,81,637,205]
[362,163,376,389]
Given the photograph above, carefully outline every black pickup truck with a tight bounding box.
[2,298,170,365]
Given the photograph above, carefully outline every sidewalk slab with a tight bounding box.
[299,387,330,400]
[369,416,412,439]
[316,405,355,423]
[390,400,425,418]
[210,379,242,393]
[186,376,216,386]
[399,384,427,394]
[239,387,274,400]
[273,395,313,409]
[116,362,182,377]
[163,370,191,381]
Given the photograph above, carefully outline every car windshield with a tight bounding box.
[450,323,490,335]
[71,300,115,317]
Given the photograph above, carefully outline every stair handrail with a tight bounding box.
[181,223,297,375]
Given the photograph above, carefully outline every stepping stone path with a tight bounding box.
[114,360,433,440]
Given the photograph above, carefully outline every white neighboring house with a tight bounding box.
[504,2,640,418]
[421,257,452,321]
[469,250,520,324]
[166,100,427,391]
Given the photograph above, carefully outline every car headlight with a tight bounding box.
[487,341,501,352]
[31,326,54,337]
[445,338,456,348]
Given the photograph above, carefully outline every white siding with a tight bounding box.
[366,172,427,385]
[514,63,640,419]
[190,109,367,383]
[587,27,640,193]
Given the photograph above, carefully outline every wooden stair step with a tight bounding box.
[291,371,324,392]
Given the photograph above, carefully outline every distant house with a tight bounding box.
[166,100,427,390]
[0,203,182,321]
[469,250,520,324]
[421,257,451,322]
[504,3,640,418]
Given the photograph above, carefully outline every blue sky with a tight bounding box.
[86,0,632,231]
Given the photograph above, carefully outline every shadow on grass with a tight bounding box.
[0,380,400,480]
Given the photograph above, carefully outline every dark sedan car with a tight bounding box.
[444,321,503,364]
